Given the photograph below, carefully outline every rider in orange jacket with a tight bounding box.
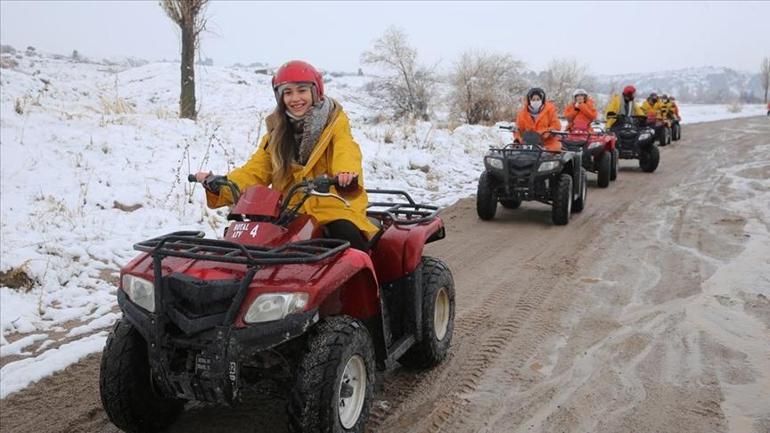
[563,88,597,131]
[515,88,562,151]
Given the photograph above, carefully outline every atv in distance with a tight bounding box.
[551,123,618,188]
[606,113,660,173]
[476,126,587,225]
[100,174,455,433]
[668,113,682,141]
[649,114,672,146]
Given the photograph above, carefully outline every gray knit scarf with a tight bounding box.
[286,97,335,165]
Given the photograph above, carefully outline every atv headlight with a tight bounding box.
[244,293,309,324]
[538,160,561,172]
[485,156,503,170]
[122,274,155,313]
[638,132,652,140]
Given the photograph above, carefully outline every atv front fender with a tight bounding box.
[370,218,445,284]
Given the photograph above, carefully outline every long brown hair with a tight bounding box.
[266,99,295,186]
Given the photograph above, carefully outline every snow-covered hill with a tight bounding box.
[0,49,766,398]
[595,66,764,103]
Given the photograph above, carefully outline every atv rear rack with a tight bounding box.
[366,189,440,225]
[134,231,349,266]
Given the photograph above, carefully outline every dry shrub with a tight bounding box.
[100,95,135,115]
[726,102,743,113]
[450,50,526,125]
[0,267,35,291]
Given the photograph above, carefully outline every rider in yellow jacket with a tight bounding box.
[641,93,665,120]
[605,85,645,129]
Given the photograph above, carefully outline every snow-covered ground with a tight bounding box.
[0,52,766,398]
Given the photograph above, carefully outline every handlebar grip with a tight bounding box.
[187,174,198,182]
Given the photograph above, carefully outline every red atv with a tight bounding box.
[99,175,455,433]
[647,113,672,146]
[552,123,619,188]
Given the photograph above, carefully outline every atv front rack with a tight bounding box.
[366,189,440,225]
[134,231,349,266]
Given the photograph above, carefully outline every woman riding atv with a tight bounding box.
[605,85,645,129]
[515,87,562,151]
[669,95,681,121]
[563,88,597,131]
[641,92,664,119]
[196,60,378,251]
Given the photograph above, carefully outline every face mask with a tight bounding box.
[530,100,542,110]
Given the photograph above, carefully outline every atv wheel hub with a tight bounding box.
[338,354,366,428]
[434,287,450,341]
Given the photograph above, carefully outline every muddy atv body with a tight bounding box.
[608,115,660,173]
[476,128,587,225]
[100,176,455,433]
[552,125,618,188]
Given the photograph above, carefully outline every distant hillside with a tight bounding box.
[595,67,764,103]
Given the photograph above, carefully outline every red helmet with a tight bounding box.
[622,85,636,96]
[272,60,324,103]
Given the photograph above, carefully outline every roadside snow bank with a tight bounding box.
[0,332,107,399]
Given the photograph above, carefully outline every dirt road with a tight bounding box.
[2,117,768,433]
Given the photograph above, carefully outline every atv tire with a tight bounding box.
[639,145,660,173]
[658,126,671,146]
[610,149,619,181]
[399,256,455,369]
[100,320,183,433]
[672,123,681,141]
[288,316,375,433]
[552,173,572,225]
[500,198,522,209]
[476,171,497,220]
[597,151,611,188]
[572,168,587,213]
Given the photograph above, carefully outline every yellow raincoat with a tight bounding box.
[641,99,664,119]
[206,102,379,239]
[605,94,645,129]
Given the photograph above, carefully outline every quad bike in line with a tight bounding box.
[552,122,618,188]
[605,113,661,173]
[477,126,587,225]
[100,174,455,433]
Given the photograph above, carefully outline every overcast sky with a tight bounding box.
[1,1,768,76]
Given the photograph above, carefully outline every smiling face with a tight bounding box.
[282,83,314,117]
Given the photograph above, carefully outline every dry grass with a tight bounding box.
[99,95,135,115]
[726,102,743,113]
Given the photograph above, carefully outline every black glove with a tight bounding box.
[202,174,228,194]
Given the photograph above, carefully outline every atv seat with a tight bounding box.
[561,140,586,151]
[365,216,386,252]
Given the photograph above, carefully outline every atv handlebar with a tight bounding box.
[188,173,241,204]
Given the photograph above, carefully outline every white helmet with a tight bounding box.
[573,88,588,98]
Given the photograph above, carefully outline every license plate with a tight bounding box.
[195,354,212,373]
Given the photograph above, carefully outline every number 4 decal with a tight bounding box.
[250,225,259,238]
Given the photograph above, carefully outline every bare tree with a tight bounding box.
[542,58,595,111]
[449,50,526,124]
[161,0,208,120]
[761,56,770,104]
[361,26,434,120]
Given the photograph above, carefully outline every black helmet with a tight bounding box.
[527,87,546,102]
